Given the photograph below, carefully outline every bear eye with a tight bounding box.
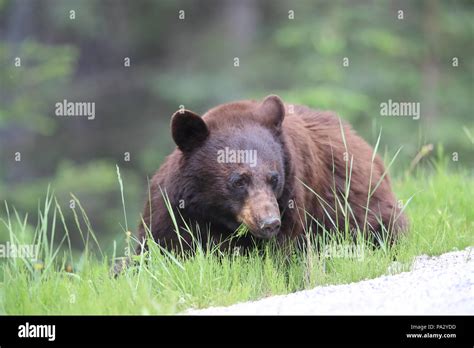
[269,172,279,188]
[230,174,248,189]
[233,177,246,188]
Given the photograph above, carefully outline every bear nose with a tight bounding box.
[260,217,281,236]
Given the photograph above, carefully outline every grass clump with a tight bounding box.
[0,158,472,314]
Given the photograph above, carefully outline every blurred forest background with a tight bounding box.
[0,0,472,252]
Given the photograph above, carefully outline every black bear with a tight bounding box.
[136,95,407,253]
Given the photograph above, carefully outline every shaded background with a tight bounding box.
[0,0,472,252]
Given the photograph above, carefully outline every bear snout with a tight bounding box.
[236,189,281,239]
[257,217,281,239]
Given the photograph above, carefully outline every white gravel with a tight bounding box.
[186,247,474,315]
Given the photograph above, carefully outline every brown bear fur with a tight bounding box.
[136,95,407,253]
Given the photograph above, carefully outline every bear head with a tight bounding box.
[170,95,288,240]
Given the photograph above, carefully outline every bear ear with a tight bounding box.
[258,95,285,133]
[171,109,209,152]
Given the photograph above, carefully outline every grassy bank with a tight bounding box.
[1,164,473,314]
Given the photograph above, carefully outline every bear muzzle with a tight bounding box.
[256,217,281,239]
[237,189,281,239]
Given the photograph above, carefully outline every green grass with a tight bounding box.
[0,162,473,315]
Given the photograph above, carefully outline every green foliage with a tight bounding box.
[0,163,473,314]
[0,0,472,252]
[0,41,77,133]
[0,161,143,253]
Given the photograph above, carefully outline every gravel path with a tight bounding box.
[187,247,474,315]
